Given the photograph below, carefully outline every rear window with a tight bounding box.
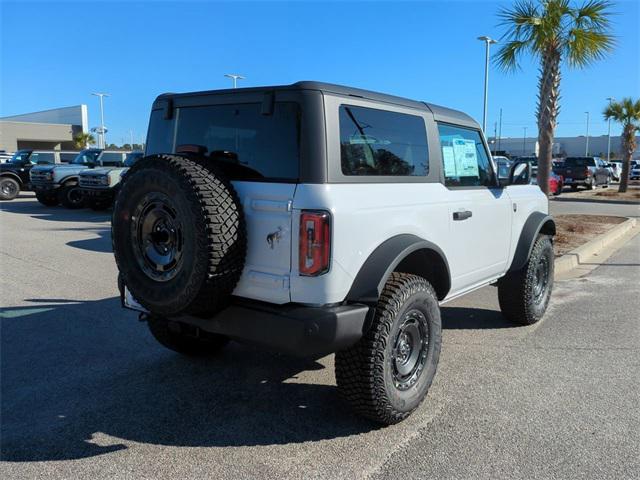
[174,102,300,181]
[565,157,595,167]
[339,105,428,176]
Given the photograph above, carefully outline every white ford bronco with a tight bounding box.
[113,82,555,425]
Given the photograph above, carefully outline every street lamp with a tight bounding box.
[91,92,110,148]
[606,97,615,162]
[584,111,590,156]
[523,126,528,155]
[477,36,498,133]
[224,74,245,88]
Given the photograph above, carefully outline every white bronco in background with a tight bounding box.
[113,82,555,425]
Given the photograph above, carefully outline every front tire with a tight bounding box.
[335,273,441,425]
[35,192,59,206]
[147,316,229,356]
[0,177,20,200]
[59,184,85,208]
[498,235,554,325]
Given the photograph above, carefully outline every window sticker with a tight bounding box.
[452,138,479,177]
[442,146,457,177]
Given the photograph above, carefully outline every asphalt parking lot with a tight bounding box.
[1,193,639,480]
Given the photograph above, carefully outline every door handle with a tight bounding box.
[453,210,473,221]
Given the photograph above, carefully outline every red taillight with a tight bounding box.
[299,210,331,276]
[585,168,592,176]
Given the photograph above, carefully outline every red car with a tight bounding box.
[531,171,564,195]
[549,171,564,195]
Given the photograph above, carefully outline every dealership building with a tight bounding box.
[0,105,88,152]
[490,134,640,160]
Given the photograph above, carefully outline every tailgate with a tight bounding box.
[230,181,296,304]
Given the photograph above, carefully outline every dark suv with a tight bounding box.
[0,150,55,200]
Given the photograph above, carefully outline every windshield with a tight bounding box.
[72,150,101,165]
[9,151,32,163]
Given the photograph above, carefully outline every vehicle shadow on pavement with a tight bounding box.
[0,298,377,463]
[0,197,111,223]
[57,226,113,253]
[441,306,515,329]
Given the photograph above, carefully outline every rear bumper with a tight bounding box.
[121,286,369,357]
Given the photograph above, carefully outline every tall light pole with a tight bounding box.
[91,92,110,148]
[477,36,498,133]
[584,111,590,155]
[523,126,528,155]
[224,74,245,88]
[606,97,615,162]
[497,107,503,153]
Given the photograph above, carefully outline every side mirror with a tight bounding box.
[507,161,531,186]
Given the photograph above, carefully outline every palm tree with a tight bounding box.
[73,132,96,149]
[495,0,614,195]
[603,98,640,193]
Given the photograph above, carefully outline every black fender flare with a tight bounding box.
[59,175,79,186]
[0,172,23,185]
[508,212,556,272]
[346,234,451,305]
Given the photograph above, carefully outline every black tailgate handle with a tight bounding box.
[453,210,473,221]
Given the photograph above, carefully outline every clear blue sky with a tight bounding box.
[1,0,638,145]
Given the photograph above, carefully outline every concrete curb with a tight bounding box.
[551,196,640,206]
[555,217,638,277]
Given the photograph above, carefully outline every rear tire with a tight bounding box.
[112,154,246,316]
[35,192,59,206]
[498,235,554,326]
[147,316,229,356]
[335,273,441,425]
[59,184,85,209]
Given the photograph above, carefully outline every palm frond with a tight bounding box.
[565,28,614,66]
[497,0,540,42]
[572,0,613,29]
[494,40,531,72]
[603,97,640,126]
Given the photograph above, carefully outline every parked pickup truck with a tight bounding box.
[553,156,611,190]
[79,151,143,210]
[30,149,129,208]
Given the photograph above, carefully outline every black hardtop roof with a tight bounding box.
[155,81,478,128]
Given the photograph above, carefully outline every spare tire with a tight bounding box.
[112,154,246,316]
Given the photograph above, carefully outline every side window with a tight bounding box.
[339,105,428,176]
[145,109,175,156]
[437,123,494,187]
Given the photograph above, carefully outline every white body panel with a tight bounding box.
[229,181,547,307]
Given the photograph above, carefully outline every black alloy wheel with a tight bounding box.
[132,192,184,283]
